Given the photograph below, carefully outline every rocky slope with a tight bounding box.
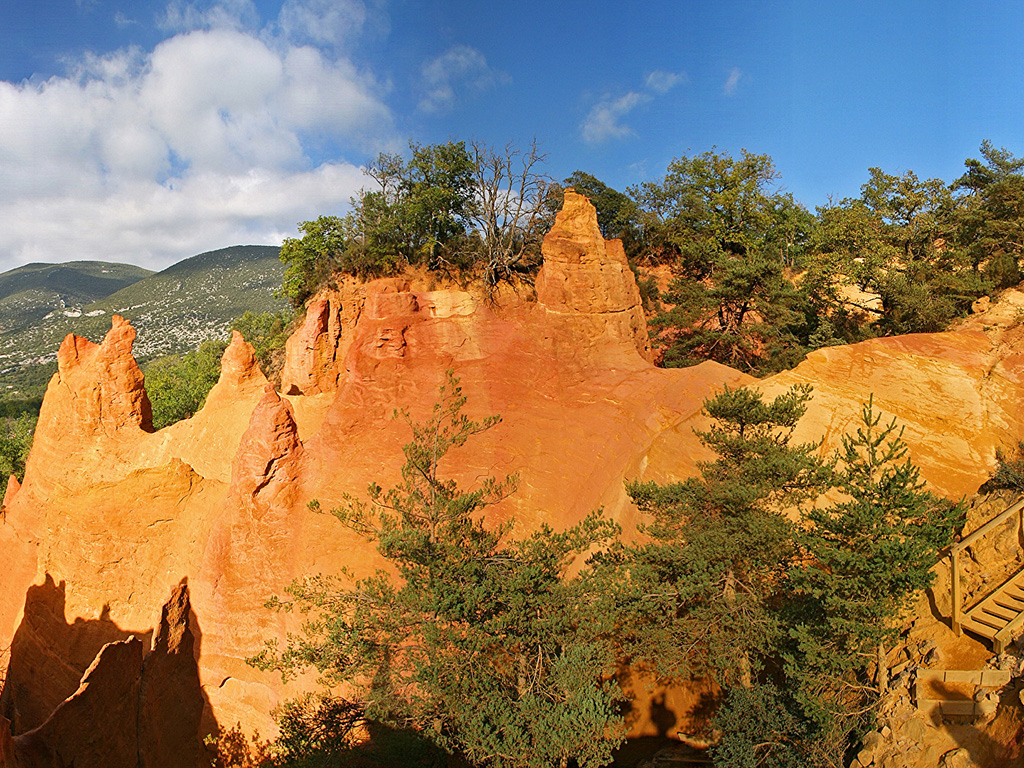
[0,245,286,396]
[0,583,204,768]
[2,190,1024,760]
[0,191,750,750]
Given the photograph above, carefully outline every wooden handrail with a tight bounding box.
[953,497,1024,553]
[950,496,1024,637]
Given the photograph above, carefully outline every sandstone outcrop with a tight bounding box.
[754,287,1024,499]
[0,583,204,768]
[4,191,1024,753]
[281,292,345,395]
[536,189,652,365]
[1,477,19,511]
[26,315,152,491]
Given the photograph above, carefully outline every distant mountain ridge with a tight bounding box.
[0,245,287,394]
[0,261,154,333]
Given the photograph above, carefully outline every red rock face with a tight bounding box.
[4,191,1021,748]
[220,330,265,387]
[52,313,152,433]
[1,476,19,511]
[281,294,344,395]
[24,315,153,492]
[758,330,1018,499]
[0,719,11,766]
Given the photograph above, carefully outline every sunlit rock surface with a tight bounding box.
[4,192,1023,751]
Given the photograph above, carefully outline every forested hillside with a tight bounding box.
[0,245,286,395]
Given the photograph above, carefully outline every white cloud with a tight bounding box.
[645,70,685,94]
[0,3,395,271]
[723,67,742,96]
[580,67,687,146]
[580,92,649,145]
[418,44,507,114]
[0,164,367,270]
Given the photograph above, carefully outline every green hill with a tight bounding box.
[0,245,287,396]
[0,261,153,333]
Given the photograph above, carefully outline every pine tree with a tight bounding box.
[783,398,962,753]
[253,370,624,768]
[622,384,829,686]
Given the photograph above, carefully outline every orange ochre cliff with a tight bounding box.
[0,190,1022,763]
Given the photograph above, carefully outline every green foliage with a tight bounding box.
[232,310,292,383]
[0,412,35,500]
[279,140,550,303]
[144,338,227,429]
[626,140,1024,374]
[812,164,985,337]
[0,396,42,419]
[620,385,828,685]
[791,400,961,648]
[619,388,960,767]
[253,371,625,768]
[777,399,961,762]
[404,141,479,267]
[280,216,346,307]
[632,149,813,373]
[267,695,446,768]
[984,440,1024,492]
[710,684,810,768]
[955,140,1024,286]
[340,141,478,279]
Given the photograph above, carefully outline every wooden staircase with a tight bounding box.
[960,569,1024,653]
[951,497,1024,653]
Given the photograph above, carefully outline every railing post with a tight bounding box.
[952,547,962,636]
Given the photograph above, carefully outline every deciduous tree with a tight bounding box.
[632,149,811,372]
[143,339,227,429]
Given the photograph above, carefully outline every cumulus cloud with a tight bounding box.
[580,68,686,145]
[418,44,507,113]
[0,1,395,271]
[723,67,742,96]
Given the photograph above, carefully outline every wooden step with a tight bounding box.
[964,568,1024,651]
[961,617,998,639]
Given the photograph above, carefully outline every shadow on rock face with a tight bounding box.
[0,574,152,734]
[0,576,209,768]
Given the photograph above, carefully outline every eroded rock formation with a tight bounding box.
[2,190,1022,755]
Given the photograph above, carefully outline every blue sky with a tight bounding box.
[1,0,1024,270]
